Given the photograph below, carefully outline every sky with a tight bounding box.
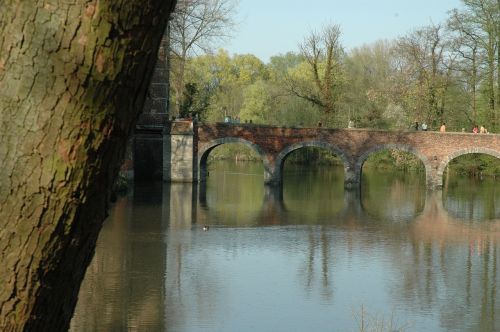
[223,0,464,62]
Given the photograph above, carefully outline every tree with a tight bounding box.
[169,0,237,117]
[290,24,345,124]
[448,8,485,126]
[268,52,305,81]
[343,41,395,129]
[0,1,176,330]
[239,80,273,123]
[267,53,322,127]
[184,50,268,121]
[394,24,455,127]
[454,0,500,130]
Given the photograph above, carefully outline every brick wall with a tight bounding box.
[197,123,499,160]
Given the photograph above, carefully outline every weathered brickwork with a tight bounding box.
[125,32,170,180]
[193,123,500,189]
[142,34,169,114]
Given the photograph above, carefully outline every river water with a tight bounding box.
[70,161,500,332]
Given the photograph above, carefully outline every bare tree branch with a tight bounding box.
[293,23,344,120]
[169,0,238,116]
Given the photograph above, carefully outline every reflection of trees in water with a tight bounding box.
[70,199,131,331]
[165,234,223,330]
[361,170,426,223]
[74,164,500,331]
[166,182,224,330]
[71,183,167,331]
[202,162,264,226]
[297,227,334,301]
[392,192,500,331]
[295,189,500,330]
[201,164,500,330]
[443,176,500,221]
[283,165,345,222]
[396,239,499,331]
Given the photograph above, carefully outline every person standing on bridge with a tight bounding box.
[421,122,428,131]
[440,123,446,132]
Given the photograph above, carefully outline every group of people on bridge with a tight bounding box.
[413,121,491,134]
[472,124,489,134]
[414,121,429,131]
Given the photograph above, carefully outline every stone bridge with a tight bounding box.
[151,120,500,189]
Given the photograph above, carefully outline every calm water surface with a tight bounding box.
[70,162,500,332]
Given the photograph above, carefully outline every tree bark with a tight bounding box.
[0,1,176,330]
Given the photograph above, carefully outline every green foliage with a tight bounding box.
[179,83,196,117]
[285,147,343,166]
[207,143,261,162]
[343,41,394,129]
[364,149,425,171]
[447,154,500,177]
[239,80,273,124]
[268,52,305,80]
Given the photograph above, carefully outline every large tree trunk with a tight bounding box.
[0,1,176,330]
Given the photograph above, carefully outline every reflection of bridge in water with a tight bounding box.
[193,181,500,234]
[166,182,500,331]
[72,181,500,331]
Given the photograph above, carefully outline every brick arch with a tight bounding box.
[355,144,432,184]
[437,147,500,180]
[273,141,350,183]
[197,137,271,182]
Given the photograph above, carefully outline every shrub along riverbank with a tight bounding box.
[447,154,500,178]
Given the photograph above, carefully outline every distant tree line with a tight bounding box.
[167,0,500,176]
[169,0,500,133]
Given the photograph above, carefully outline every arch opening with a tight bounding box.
[358,145,428,182]
[277,142,348,182]
[359,146,427,221]
[441,151,500,221]
[198,139,267,224]
[443,152,500,180]
[198,138,267,183]
[438,148,500,184]
[276,142,347,217]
